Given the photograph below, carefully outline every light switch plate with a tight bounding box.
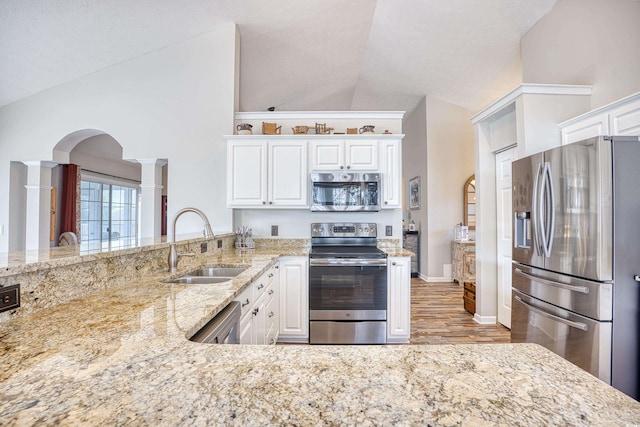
[271,225,278,236]
[385,225,392,236]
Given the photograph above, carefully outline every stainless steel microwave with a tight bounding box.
[310,172,380,212]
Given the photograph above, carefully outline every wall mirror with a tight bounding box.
[463,174,476,230]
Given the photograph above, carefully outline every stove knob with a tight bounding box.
[364,227,369,233]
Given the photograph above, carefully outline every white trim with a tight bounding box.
[224,133,404,140]
[139,184,164,190]
[24,185,53,191]
[558,91,640,128]
[473,313,498,325]
[471,84,593,124]
[425,276,453,283]
[235,111,405,121]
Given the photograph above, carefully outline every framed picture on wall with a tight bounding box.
[409,176,420,209]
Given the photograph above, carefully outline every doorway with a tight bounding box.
[495,147,515,328]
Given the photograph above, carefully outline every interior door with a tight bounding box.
[496,147,515,328]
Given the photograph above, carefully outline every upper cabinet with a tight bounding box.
[559,91,640,144]
[227,111,405,210]
[227,138,308,208]
[309,140,378,171]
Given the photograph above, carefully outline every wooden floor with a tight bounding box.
[410,278,511,345]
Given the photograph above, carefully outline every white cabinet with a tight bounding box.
[559,91,640,144]
[278,256,309,342]
[380,139,401,208]
[235,263,279,345]
[387,256,411,343]
[309,140,378,171]
[227,138,308,208]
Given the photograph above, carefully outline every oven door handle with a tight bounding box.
[309,258,387,267]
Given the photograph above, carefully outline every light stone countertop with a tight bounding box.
[1,248,639,426]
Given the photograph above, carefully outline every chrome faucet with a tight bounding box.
[168,207,215,272]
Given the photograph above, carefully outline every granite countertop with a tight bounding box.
[1,248,639,426]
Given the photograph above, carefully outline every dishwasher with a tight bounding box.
[190,301,241,344]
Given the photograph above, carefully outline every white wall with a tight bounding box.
[425,97,474,280]
[402,97,474,280]
[402,98,428,274]
[522,0,640,109]
[233,209,401,240]
[70,135,142,183]
[0,24,239,251]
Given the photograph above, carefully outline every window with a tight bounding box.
[80,178,139,252]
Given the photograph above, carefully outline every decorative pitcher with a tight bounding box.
[236,123,253,135]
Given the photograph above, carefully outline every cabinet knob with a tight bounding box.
[269,201,273,205]
[384,201,388,205]
[392,262,397,266]
[346,165,351,169]
[340,166,344,170]
[262,201,266,205]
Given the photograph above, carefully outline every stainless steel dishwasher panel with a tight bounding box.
[190,301,241,344]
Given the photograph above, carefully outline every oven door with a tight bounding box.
[309,259,387,321]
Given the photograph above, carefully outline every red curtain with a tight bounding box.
[60,164,78,234]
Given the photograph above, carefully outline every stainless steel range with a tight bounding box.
[309,222,388,344]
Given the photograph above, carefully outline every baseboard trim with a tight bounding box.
[473,313,497,325]
[425,275,453,283]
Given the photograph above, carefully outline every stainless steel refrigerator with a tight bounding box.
[511,135,640,400]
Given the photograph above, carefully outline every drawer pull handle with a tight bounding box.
[268,273,274,278]
[268,290,274,296]
[241,299,250,307]
[252,307,259,316]
[269,311,275,318]
[257,284,264,290]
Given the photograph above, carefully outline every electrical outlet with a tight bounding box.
[217,239,222,249]
[271,225,278,236]
[385,225,392,236]
[0,284,20,313]
[200,242,207,253]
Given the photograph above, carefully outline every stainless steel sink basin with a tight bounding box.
[188,267,247,277]
[162,265,248,284]
[165,276,232,284]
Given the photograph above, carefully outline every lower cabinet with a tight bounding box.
[387,256,411,343]
[278,256,309,342]
[235,263,279,345]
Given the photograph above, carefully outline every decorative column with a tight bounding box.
[23,161,57,251]
[138,159,166,240]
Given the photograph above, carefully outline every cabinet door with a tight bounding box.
[387,256,411,343]
[227,140,268,206]
[239,313,253,344]
[278,256,309,342]
[380,139,401,208]
[345,140,378,170]
[560,113,608,145]
[309,140,344,170]
[269,140,308,207]
[609,97,640,136]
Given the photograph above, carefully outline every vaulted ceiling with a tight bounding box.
[0,0,559,114]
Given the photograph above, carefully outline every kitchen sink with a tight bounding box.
[162,265,248,284]
[165,276,232,284]
[188,267,247,277]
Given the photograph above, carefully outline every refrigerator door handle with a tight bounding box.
[514,295,589,331]
[514,268,590,294]
[532,163,544,256]
[544,162,555,257]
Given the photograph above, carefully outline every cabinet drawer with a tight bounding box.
[463,297,476,314]
[463,288,476,301]
[463,282,476,293]
[236,284,254,317]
